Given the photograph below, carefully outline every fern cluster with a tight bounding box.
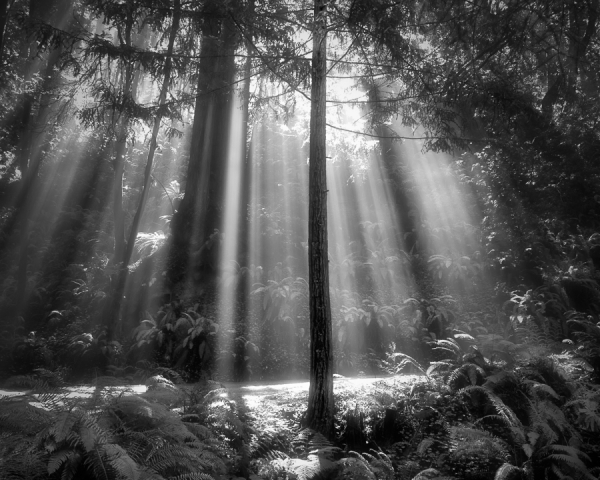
[0,382,235,480]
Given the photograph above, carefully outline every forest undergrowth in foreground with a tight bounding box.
[3,263,600,480]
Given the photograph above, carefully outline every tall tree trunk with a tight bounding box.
[169,2,238,288]
[305,0,333,439]
[105,0,181,340]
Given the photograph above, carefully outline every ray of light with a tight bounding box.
[216,94,245,379]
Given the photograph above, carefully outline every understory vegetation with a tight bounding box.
[3,222,600,479]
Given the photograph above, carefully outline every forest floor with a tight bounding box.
[220,374,425,432]
[0,374,425,433]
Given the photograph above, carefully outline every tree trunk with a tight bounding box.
[305,0,334,439]
[0,0,9,65]
[233,2,255,382]
[105,0,181,340]
[169,3,238,287]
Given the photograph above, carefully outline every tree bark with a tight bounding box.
[169,2,238,287]
[305,0,333,439]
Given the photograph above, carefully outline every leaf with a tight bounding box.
[47,448,76,475]
[527,431,539,447]
[79,423,98,452]
[494,463,523,480]
[51,412,79,443]
[175,317,191,331]
[103,444,139,480]
[198,341,207,360]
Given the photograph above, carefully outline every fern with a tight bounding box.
[48,448,81,475]
[447,426,510,478]
[448,363,486,391]
[426,360,454,377]
[493,463,524,480]
[565,394,600,432]
[292,428,333,457]
[0,442,47,480]
[249,430,290,460]
[460,386,523,428]
[430,338,462,360]
[522,380,561,402]
[386,352,429,377]
[534,444,595,480]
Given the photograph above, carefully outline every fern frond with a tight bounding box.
[145,444,217,477]
[60,450,83,480]
[523,380,561,402]
[103,443,139,480]
[47,448,79,475]
[387,353,428,376]
[292,428,333,455]
[461,386,522,428]
[426,361,454,376]
[448,363,486,390]
[540,444,591,463]
[543,454,593,478]
[169,474,214,480]
[84,444,112,480]
[494,463,524,480]
[416,438,435,455]
[47,411,81,444]
[250,431,290,460]
[183,423,214,441]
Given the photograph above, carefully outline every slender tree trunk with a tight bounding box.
[0,0,9,65]
[305,0,333,439]
[112,121,127,265]
[105,0,181,339]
